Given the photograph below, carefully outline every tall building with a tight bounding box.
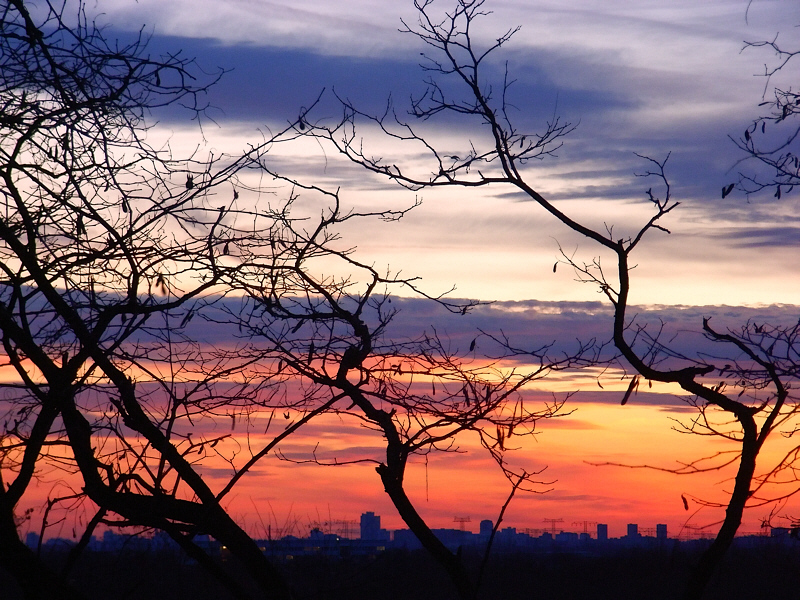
[627,523,639,538]
[480,519,493,537]
[360,512,381,540]
[597,524,608,541]
[656,524,667,540]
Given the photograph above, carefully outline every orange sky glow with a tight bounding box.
[16,373,800,543]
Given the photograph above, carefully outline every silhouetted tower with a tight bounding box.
[453,516,471,532]
[543,518,564,536]
[627,523,639,538]
[573,521,598,536]
[316,519,358,538]
[597,524,608,541]
[682,524,705,540]
[656,524,667,540]
[360,512,380,540]
[480,519,493,537]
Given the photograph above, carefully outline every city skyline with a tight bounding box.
[33,507,797,547]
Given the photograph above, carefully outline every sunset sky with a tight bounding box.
[76,0,798,307]
[20,0,800,541]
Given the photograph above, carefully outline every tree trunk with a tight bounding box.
[682,439,757,600]
[61,396,293,600]
[377,463,477,600]
[0,492,85,600]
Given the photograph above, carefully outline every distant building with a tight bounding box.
[555,531,579,544]
[494,527,518,548]
[597,524,608,541]
[656,524,668,540]
[498,527,517,543]
[392,529,422,550]
[359,512,389,541]
[626,524,639,538]
[480,519,493,538]
[360,512,380,540]
[771,527,789,538]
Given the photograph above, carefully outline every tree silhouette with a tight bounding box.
[0,2,580,599]
[304,1,800,598]
[0,0,302,596]
[733,32,800,198]
[209,175,591,600]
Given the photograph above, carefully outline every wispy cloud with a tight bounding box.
[78,0,800,303]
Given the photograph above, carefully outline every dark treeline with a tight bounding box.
[3,541,799,600]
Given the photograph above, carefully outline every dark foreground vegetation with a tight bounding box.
[2,540,799,600]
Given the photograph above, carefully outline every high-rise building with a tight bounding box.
[480,519,493,537]
[360,512,381,540]
[597,524,608,541]
[627,523,639,538]
[656,524,667,540]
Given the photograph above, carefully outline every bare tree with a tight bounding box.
[732,32,800,197]
[0,0,312,596]
[208,176,591,600]
[0,2,579,599]
[302,1,800,598]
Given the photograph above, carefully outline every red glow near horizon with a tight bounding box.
[15,394,800,543]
